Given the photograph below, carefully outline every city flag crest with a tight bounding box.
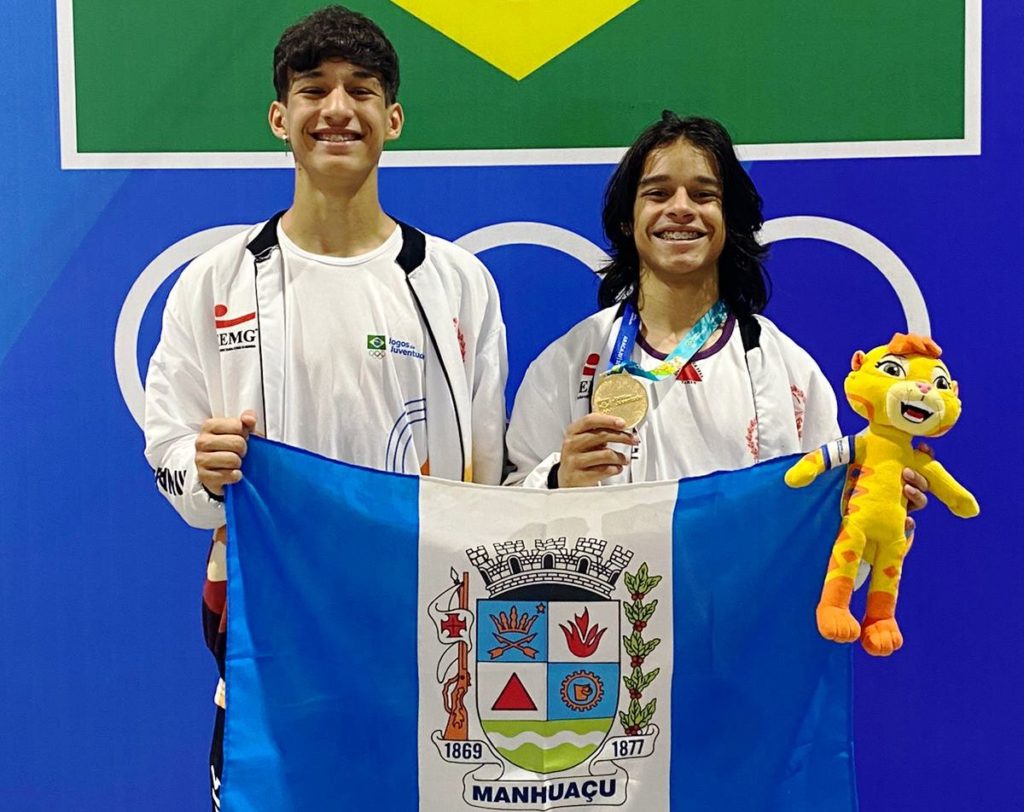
[428,535,662,805]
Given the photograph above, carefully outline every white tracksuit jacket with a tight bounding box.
[505,305,839,487]
[144,214,508,528]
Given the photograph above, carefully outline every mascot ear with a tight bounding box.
[952,380,959,397]
[851,350,866,371]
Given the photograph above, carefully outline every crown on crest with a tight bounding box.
[467,536,634,599]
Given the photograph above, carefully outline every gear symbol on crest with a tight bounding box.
[560,670,604,713]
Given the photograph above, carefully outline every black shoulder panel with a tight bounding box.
[396,221,427,274]
[738,314,762,352]
[246,210,287,260]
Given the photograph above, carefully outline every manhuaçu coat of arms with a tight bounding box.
[428,536,662,810]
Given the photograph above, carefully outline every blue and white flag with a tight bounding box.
[223,438,855,811]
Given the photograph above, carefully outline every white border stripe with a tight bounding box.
[963,0,982,154]
[56,0,79,170]
[56,0,981,170]
[58,137,982,171]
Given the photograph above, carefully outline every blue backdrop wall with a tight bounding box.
[2,3,1022,810]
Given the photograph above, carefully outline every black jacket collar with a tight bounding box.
[246,211,426,275]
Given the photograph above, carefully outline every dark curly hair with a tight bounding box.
[599,111,769,316]
[273,5,400,104]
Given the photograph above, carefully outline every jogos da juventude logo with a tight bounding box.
[427,536,662,809]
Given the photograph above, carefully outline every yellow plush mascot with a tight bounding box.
[785,333,979,656]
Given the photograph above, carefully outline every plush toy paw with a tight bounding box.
[949,494,980,519]
[860,618,904,656]
[816,605,861,643]
[785,460,817,488]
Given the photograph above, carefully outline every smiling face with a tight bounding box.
[268,58,403,185]
[632,138,727,289]
[845,342,962,437]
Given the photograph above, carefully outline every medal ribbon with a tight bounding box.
[607,299,728,381]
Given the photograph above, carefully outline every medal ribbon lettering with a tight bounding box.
[608,299,728,381]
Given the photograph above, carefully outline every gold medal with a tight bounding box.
[593,372,648,429]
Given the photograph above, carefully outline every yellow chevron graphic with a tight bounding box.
[390,0,641,80]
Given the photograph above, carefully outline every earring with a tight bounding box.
[281,133,289,142]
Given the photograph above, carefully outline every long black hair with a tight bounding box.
[599,111,769,316]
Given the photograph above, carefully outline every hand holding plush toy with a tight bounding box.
[785,333,979,656]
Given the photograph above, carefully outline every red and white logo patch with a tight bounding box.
[578,352,601,398]
[215,304,257,352]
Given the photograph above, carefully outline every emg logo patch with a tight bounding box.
[216,304,257,353]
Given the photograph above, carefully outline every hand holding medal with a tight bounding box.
[559,299,727,487]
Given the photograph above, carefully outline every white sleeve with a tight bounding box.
[504,353,575,488]
[744,316,841,460]
[469,275,509,485]
[766,323,841,451]
[799,358,841,450]
[143,276,225,529]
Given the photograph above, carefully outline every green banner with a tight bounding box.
[69,0,967,155]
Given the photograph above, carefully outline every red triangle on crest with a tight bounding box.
[676,362,703,383]
[491,672,537,711]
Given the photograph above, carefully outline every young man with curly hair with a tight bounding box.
[143,7,507,806]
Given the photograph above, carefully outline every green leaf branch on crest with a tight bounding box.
[619,563,662,735]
